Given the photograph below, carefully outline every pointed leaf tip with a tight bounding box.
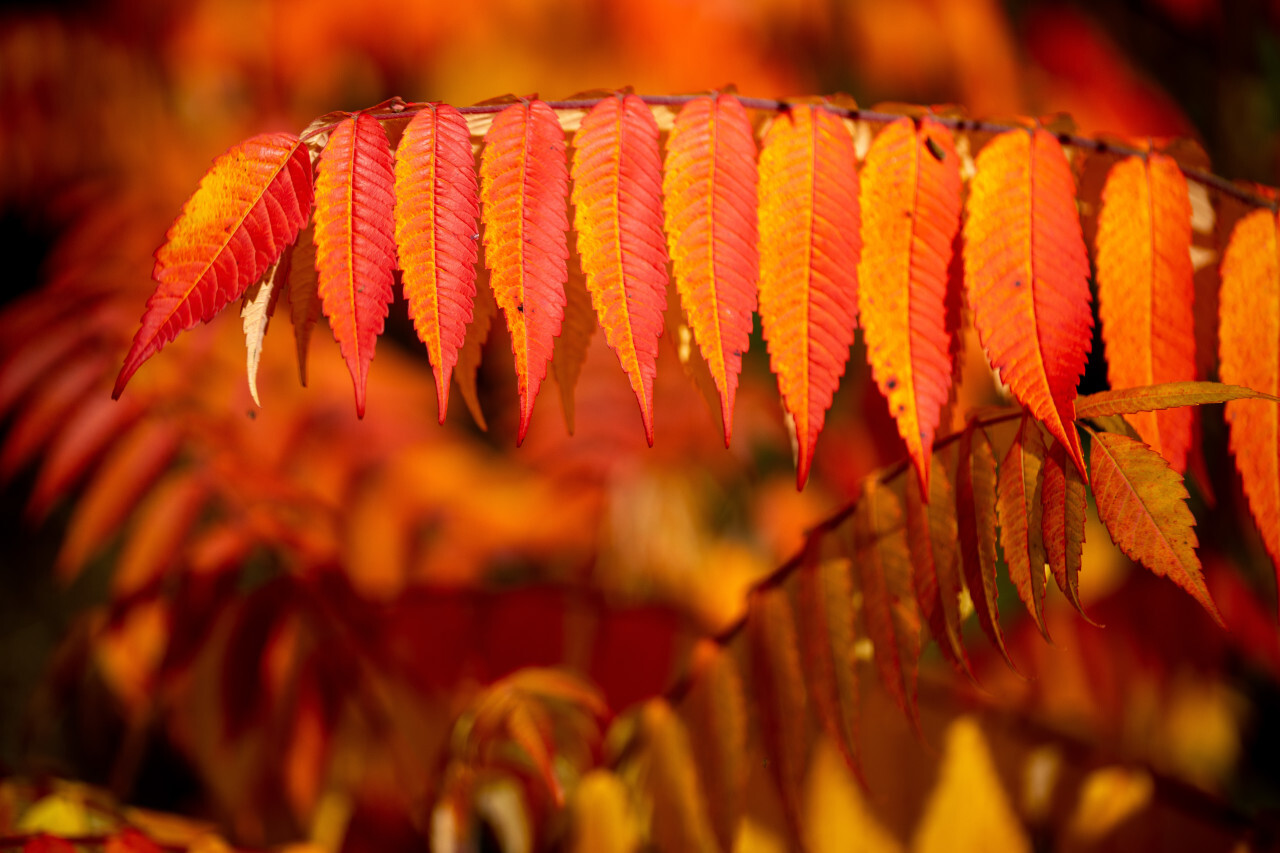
[573,93,669,446]
[314,114,397,417]
[483,99,570,442]
[759,105,860,489]
[116,132,313,397]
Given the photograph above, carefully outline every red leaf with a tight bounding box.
[1096,153,1196,472]
[663,93,758,446]
[1041,437,1092,620]
[957,420,1017,669]
[314,113,398,417]
[115,133,312,397]
[797,552,863,779]
[572,93,669,445]
[758,105,861,488]
[483,100,570,443]
[997,414,1050,639]
[965,128,1092,474]
[858,116,962,493]
[1219,209,1280,585]
[906,453,972,677]
[286,225,321,386]
[1086,427,1223,625]
[395,103,480,423]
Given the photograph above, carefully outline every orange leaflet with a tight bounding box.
[550,235,596,434]
[758,104,861,489]
[853,475,922,730]
[114,132,313,397]
[997,415,1050,639]
[482,100,570,444]
[1096,153,1196,472]
[858,116,962,493]
[663,93,759,446]
[964,128,1092,475]
[797,554,863,780]
[1085,427,1223,625]
[956,421,1016,670]
[1219,209,1280,586]
[314,114,397,418]
[1041,438,1091,619]
[906,455,971,678]
[572,93,669,446]
[286,225,321,386]
[680,640,748,852]
[395,103,480,424]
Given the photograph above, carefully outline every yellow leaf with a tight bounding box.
[912,717,1029,853]
[16,793,89,836]
[568,771,640,853]
[805,738,903,853]
[1067,766,1153,843]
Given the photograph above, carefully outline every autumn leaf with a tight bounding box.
[797,553,863,779]
[758,104,861,489]
[1041,438,1091,619]
[998,414,1050,638]
[1085,427,1223,625]
[395,102,480,424]
[857,116,962,493]
[965,128,1092,474]
[240,259,283,406]
[285,225,321,386]
[572,93,669,445]
[1219,209,1280,582]
[1096,152,1196,472]
[455,271,498,431]
[114,132,313,397]
[550,236,596,434]
[906,453,971,676]
[640,699,720,853]
[313,113,397,417]
[680,640,748,852]
[1075,380,1279,418]
[956,420,1016,669]
[663,93,758,446]
[483,99,570,443]
[568,771,641,853]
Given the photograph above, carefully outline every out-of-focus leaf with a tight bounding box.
[997,414,1050,638]
[568,771,640,853]
[640,699,719,853]
[1074,381,1278,418]
[1067,767,1153,843]
[680,640,748,852]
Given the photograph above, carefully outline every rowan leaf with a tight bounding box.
[286,224,321,386]
[797,552,863,780]
[858,116,962,493]
[758,104,861,489]
[1085,427,1223,625]
[747,583,810,839]
[1077,380,1279,418]
[572,93,669,445]
[1219,209,1280,581]
[1096,153,1196,472]
[314,113,397,417]
[240,258,283,406]
[114,132,313,397]
[680,640,747,852]
[957,420,1017,670]
[997,414,1050,639]
[852,475,921,729]
[1041,437,1092,620]
[395,103,480,424]
[965,128,1092,474]
[663,93,758,446]
[906,452,972,677]
[483,99,570,443]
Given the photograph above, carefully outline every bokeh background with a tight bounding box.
[3,0,1280,850]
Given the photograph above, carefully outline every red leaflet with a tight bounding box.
[906,455,971,677]
[115,132,312,397]
[572,94,669,445]
[965,129,1092,475]
[957,420,1016,670]
[482,100,570,443]
[1219,209,1280,585]
[664,94,758,446]
[858,117,962,493]
[287,226,321,385]
[314,114,398,417]
[1041,438,1091,619]
[395,103,480,424]
[1096,153,1196,472]
[797,552,862,779]
[758,105,861,488]
[998,415,1050,639]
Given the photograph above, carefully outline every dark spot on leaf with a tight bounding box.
[247,410,256,420]
[887,377,897,390]
[1013,279,1022,289]
[516,302,524,314]
[926,137,945,162]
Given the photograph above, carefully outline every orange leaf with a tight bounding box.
[1085,427,1223,625]
[957,420,1016,669]
[680,640,747,852]
[1096,153,1196,472]
[758,105,861,489]
[797,553,863,779]
[483,100,570,443]
[997,414,1050,639]
[455,278,498,431]
[663,93,758,446]
[26,394,143,522]
[549,236,596,434]
[115,133,312,397]
[1041,438,1092,619]
[747,584,809,837]
[572,94,669,445]
[640,699,720,853]
[858,116,962,493]
[853,475,921,728]
[906,453,972,677]
[1075,380,1278,418]
[286,225,321,386]
[965,128,1092,474]
[395,103,480,424]
[314,114,397,417]
[1219,209,1280,583]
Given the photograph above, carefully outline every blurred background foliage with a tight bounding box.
[3,0,1280,850]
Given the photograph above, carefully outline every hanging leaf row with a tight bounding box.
[114,91,1280,571]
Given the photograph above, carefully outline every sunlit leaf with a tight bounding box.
[997,414,1050,638]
